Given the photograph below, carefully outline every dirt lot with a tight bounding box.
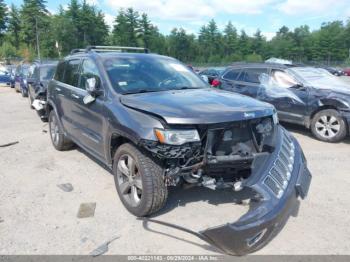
[1,83,350,255]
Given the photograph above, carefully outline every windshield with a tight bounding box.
[40,65,56,80]
[288,67,346,87]
[103,55,208,94]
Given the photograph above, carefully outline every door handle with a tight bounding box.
[55,87,61,92]
[71,94,80,99]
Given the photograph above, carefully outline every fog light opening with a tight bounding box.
[247,228,267,247]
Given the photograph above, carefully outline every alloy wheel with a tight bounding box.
[116,154,143,207]
[50,114,60,146]
[315,115,340,139]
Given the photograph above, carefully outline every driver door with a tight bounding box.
[69,58,106,158]
[265,69,309,125]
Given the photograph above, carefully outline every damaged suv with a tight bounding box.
[47,46,311,255]
[217,63,350,143]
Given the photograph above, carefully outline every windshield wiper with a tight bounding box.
[123,89,160,95]
[174,86,202,90]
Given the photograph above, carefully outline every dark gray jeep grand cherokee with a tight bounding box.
[47,46,311,255]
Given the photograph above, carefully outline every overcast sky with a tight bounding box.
[6,0,350,40]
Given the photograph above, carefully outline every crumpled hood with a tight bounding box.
[120,88,274,124]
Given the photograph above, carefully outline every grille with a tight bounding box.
[264,132,295,198]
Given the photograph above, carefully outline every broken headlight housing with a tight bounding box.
[154,129,200,145]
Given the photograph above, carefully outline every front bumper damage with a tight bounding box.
[142,126,311,255]
[199,127,311,255]
[32,99,47,119]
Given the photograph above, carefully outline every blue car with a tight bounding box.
[0,68,11,86]
[14,64,31,97]
[6,65,17,88]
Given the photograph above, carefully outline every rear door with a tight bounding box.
[265,69,308,124]
[68,58,106,158]
[53,59,82,136]
[230,68,268,98]
[220,68,242,91]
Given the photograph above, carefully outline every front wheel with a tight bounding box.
[113,143,168,217]
[311,109,347,143]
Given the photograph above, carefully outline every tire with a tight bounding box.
[29,94,34,109]
[21,87,28,97]
[48,110,74,151]
[113,143,168,217]
[311,109,347,143]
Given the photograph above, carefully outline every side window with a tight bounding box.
[79,59,101,90]
[63,59,81,87]
[222,69,241,81]
[271,70,298,88]
[54,62,66,81]
[238,68,268,84]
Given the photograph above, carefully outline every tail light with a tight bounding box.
[211,79,221,87]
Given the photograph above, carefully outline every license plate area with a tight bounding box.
[295,165,311,199]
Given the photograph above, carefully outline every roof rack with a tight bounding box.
[70,46,150,55]
[70,49,86,55]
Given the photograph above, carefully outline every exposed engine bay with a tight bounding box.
[140,116,276,191]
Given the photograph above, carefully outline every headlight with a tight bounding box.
[154,129,200,145]
[24,79,27,85]
[272,110,279,125]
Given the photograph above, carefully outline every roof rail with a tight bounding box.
[70,49,86,55]
[86,46,150,53]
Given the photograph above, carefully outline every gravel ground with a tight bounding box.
[1,82,350,255]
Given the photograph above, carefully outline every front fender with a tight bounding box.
[319,96,350,111]
[105,104,164,164]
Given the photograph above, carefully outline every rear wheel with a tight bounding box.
[48,111,74,151]
[21,87,28,97]
[311,109,347,143]
[113,143,168,217]
[28,94,34,109]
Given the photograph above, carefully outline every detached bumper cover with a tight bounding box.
[200,127,311,255]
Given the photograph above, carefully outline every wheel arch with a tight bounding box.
[107,132,139,166]
[46,100,65,132]
[308,97,350,128]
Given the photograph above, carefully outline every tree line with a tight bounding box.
[1,0,350,65]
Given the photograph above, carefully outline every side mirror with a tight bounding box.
[85,76,103,97]
[84,76,103,105]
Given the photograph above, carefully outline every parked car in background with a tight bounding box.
[0,67,11,86]
[28,61,58,120]
[343,68,350,76]
[319,66,344,76]
[216,63,350,143]
[46,46,311,255]
[199,67,225,85]
[14,64,31,97]
[6,65,17,88]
